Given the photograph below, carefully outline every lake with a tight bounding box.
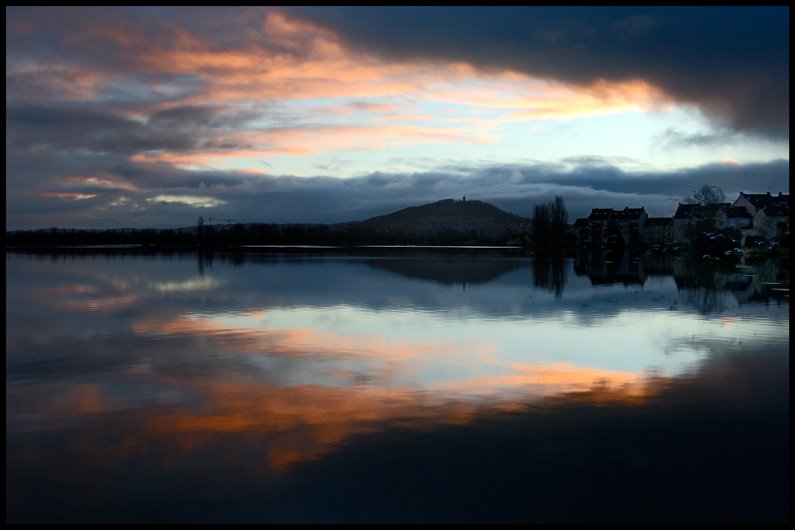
[5,248,789,523]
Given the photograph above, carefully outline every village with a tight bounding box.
[571,191,790,258]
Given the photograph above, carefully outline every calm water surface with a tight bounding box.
[5,249,789,523]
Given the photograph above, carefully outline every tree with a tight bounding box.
[532,195,568,249]
[685,185,726,205]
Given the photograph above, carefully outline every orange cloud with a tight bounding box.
[8,63,109,101]
[130,122,497,167]
[132,361,656,472]
[433,361,648,400]
[9,365,662,480]
[430,77,672,122]
[9,322,663,476]
[61,293,140,313]
[241,167,269,175]
[61,174,138,191]
[48,10,679,171]
[40,284,100,296]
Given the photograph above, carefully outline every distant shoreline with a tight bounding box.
[5,244,525,251]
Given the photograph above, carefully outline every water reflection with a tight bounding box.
[574,247,648,286]
[572,248,789,314]
[5,250,789,523]
[362,254,527,287]
[532,256,567,297]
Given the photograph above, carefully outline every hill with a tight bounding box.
[6,198,532,247]
[337,198,530,245]
[356,198,527,230]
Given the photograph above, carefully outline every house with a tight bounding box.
[672,202,730,241]
[578,206,649,247]
[572,218,589,245]
[672,203,704,241]
[732,191,789,242]
[753,204,790,240]
[586,208,615,246]
[714,206,753,230]
[732,191,789,216]
[612,207,647,246]
[643,217,673,245]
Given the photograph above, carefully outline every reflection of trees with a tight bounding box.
[532,257,567,297]
[197,251,214,275]
[672,257,727,291]
[729,258,790,305]
[682,286,726,315]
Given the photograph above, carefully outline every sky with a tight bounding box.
[5,6,789,230]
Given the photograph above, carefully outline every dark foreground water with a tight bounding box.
[5,249,789,523]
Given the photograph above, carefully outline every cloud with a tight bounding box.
[148,195,226,208]
[653,127,751,151]
[4,7,789,230]
[6,8,719,175]
[6,103,196,155]
[8,155,788,230]
[40,192,99,201]
[283,6,789,139]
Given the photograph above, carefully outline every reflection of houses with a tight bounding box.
[574,249,647,286]
[641,253,674,276]
[725,266,789,305]
[724,272,759,304]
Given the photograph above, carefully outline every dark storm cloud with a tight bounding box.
[6,104,193,155]
[6,7,265,62]
[6,155,788,230]
[127,158,793,225]
[284,6,789,139]
[5,102,261,158]
[148,105,230,130]
[653,127,754,151]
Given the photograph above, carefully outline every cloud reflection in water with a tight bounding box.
[5,251,789,522]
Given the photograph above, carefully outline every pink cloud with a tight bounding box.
[40,191,99,201]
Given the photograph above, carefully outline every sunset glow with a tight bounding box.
[6,7,788,229]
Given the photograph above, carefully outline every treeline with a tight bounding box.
[5,227,196,247]
[8,198,573,249]
[6,222,527,248]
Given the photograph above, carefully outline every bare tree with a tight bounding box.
[532,195,568,249]
[685,185,726,205]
